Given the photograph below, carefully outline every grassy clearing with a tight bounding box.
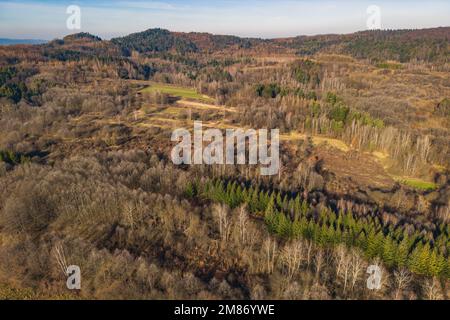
[140,83,214,103]
[394,177,437,191]
[372,152,438,191]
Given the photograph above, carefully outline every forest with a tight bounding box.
[0,27,448,300]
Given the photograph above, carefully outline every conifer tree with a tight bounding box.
[428,249,446,277]
[396,236,410,268]
[291,219,305,238]
[249,188,259,213]
[265,196,276,217]
[382,236,397,268]
[301,200,309,216]
[318,223,328,246]
[336,210,343,230]
[409,243,431,275]
[366,229,384,259]
[276,192,282,208]
[235,185,243,204]
[274,212,292,238]
[294,195,301,216]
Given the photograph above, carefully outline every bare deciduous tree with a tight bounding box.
[393,268,412,300]
[314,249,325,282]
[423,277,443,300]
[263,237,277,274]
[237,205,248,245]
[213,204,232,243]
[280,240,304,279]
[350,250,365,291]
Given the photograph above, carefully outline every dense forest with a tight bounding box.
[0,27,449,300]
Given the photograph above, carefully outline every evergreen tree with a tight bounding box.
[273,212,292,237]
[409,243,431,275]
[428,249,446,277]
[301,200,309,216]
[276,192,282,208]
[382,236,397,268]
[265,196,276,217]
[366,230,384,259]
[294,195,301,216]
[184,182,195,198]
[292,218,306,238]
[396,236,410,268]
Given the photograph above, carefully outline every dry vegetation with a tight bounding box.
[0,28,449,300]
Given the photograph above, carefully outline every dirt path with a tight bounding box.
[177,99,237,113]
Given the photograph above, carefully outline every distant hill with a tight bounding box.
[281,27,450,63]
[0,38,47,46]
[63,32,102,43]
[111,28,199,56]
[110,28,266,56]
[109,27,450,62]
[4,27,449,63]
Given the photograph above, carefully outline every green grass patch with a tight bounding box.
[397,177,437,191]
[140,83,214,103]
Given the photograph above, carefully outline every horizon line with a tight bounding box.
[2,25,449,42]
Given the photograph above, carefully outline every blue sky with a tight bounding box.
[0,0,449,39]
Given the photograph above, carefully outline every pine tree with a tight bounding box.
[249,188,259,213]
[259,190,270,210]
[408,243,431,275]
[292,218,306,238]
[184,182,195,198]
[288,199,295,216]
[334,223,343,244]
[242,187,248,203]
[356,232,367,251]
[265,196,276,217]
[418,243,432,276]
[235,185,243,204]
[294,195,301,217]
[274,212,292,238]
[304,220,315,240]
[318,223,328,246]
[276,192,282,208]
[408,245,421,274]
[445,257,450,279]
[382,236,397,268]
[281,195,289,211]
[312,222,321,244]
[366,229,384,259]
[327,224,337,246]
[329,211,337,226]
[319,209,328,224]
[396,236,410,268]
[301,200,308,216]
[428,249,446,277]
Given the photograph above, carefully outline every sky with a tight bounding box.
[0,0,449,40]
